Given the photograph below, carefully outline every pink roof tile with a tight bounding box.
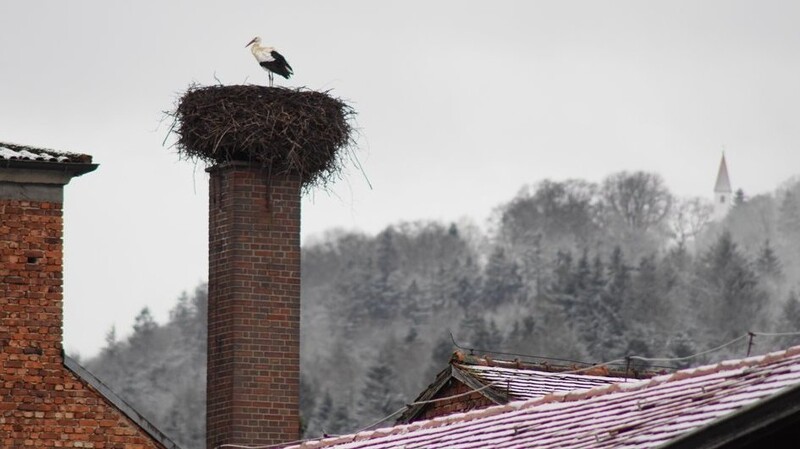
[287,346,800,449]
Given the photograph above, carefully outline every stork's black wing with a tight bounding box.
[264,50,293,78]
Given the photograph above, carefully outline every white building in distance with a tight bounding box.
[713,153,733,221]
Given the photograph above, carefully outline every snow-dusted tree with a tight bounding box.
[482,247,523,307]
[669,197,713,249]
[777,189,800,278]
[327,403,353,436]
[129,307,158,353]
[775,290,800,348]
[693,231,769,344]
[497,179,602,254]
[84,285,209,449]
[356,356,405,430]
[757,239,783,277]
[599,171,673,260]
[601,171,673,233]
[303,389,333,438]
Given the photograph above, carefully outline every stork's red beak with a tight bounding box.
[245,38,257,47]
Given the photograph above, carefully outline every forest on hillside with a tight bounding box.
[82,170,800,449]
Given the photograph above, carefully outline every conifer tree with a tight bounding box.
[130,307,158,353]
[357,356,405,429]
[327,403,353,435]
[551,250,576,297]
[483,247,523,307]
[427,332,456,380]
[775,290,800,348]
[733,189,746,207]
[606,246,629,312]
[305,390,334,438]
[756,239,783,281]
[628,254,665,331]
[694,231,768,343]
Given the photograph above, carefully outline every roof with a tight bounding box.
[64,355,182,449]
[459,362,638,400]
[0,141,97,178]
[398,351,651,423]
[0,141,93,164]
[714,153,732,193]
[287,345,800,449]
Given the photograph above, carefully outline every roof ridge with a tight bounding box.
[456,362,641,382]
[450,350,661,379]
[520,345,800,409]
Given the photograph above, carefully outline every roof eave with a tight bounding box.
[396,365,456,424]
[451,365,508,405]
[1,158,99,178]
[658,381,800,449]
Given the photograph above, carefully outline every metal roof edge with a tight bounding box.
[1,158,99,178]
[63,355,183,449]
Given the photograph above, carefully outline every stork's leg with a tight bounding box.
[269,72,274,87]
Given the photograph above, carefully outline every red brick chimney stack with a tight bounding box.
[0,148,96,363]
[1,144,176,448]
[206,161,302,448]
[174,84,351,448]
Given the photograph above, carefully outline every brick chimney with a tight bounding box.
[1,145,96,363]
[1,142,178,448]
[206,162,301,448]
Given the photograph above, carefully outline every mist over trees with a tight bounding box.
[83,285,207,449]
[84,171,800,448]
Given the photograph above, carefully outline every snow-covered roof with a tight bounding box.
[0,141,92,164]
[288,346,800,448]
[398,351,649,424]
[459,363,638,401]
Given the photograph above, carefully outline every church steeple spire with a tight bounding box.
[713,153,733,221]
[714,152,732,194]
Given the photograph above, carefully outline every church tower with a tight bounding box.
[713,153,733,221]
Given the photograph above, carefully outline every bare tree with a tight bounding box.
[670,197,714,248]
[601,171,674,232]
[496,179,602,252]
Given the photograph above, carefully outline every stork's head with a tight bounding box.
[245,36,261,47]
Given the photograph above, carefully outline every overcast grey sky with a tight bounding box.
[2,1,799,358]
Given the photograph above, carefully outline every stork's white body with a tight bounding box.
[246,36,293,87]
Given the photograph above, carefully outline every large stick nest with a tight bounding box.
[167,84,356,189]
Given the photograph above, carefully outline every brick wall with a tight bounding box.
[0,198,166,449]
[207,162,301,448]
[415,380,495,421]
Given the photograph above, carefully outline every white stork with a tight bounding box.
[245,36,293,87]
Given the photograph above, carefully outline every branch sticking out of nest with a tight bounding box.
[165,84,357,190]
